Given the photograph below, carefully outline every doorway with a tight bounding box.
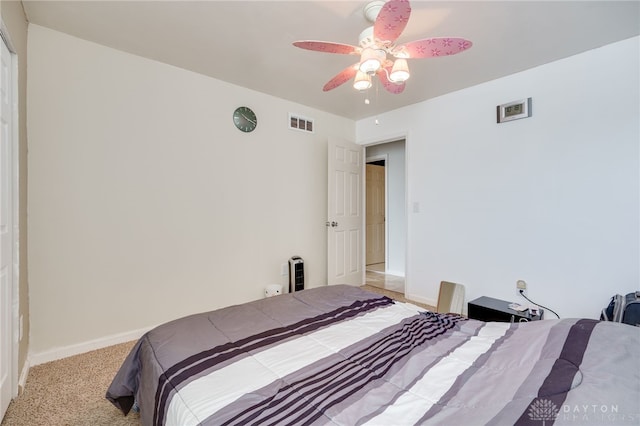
[366,160,385,268]
[364,140,406,293]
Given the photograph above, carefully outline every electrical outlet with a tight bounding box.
[281,263,288,276]
[516,279,527,297]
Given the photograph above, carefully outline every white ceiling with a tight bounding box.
[22,1,640,120]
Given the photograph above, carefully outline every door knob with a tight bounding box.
[326,221,338,227]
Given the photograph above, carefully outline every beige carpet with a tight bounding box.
[1,341,140,426]
[1,286,432,426]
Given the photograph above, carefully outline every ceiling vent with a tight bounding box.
[289,113,314,133]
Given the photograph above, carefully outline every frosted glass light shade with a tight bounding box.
[359,48,382,74]
[353,71,372,91]
[390,59,410,82]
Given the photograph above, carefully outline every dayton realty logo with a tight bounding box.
[528,399,560,425]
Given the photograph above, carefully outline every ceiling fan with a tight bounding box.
[293,0,472,94]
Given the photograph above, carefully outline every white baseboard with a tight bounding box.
[386,270,405,278]
[28,326,152,366]
[18,358,29,394]
[405,292,437,308]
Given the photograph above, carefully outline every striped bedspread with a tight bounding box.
[107,285,640,425]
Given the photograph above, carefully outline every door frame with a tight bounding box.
[365,154,388,271]
[0,20,20,406]
[362,133,408,293]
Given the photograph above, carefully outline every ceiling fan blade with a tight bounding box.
[293,41,360,55]
[394,37,473,58]
[377,66,405,94]
[323,65,359,92]
[374,0,412,45]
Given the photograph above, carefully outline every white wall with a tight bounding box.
[365,140,406,276]
[27,25,354,358]
[357,37,640,319]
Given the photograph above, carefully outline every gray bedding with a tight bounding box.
[107,285,640,425]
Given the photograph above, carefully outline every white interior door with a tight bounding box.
[327,137,364,286]
[366,163,385,265]
[0,33,15,419]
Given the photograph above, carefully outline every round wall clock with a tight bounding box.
[233,106,257,133]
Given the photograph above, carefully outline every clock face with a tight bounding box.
[233,106,257,132]
[504,103,524,117]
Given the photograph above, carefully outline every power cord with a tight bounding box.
[519,290,560,319]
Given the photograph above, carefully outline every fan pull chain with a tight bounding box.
[375,77,381,125]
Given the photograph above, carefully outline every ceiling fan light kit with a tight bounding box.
[390,58,410,82]
[359,48,385,74]
[293,0,472,96]
[354,71,373,91]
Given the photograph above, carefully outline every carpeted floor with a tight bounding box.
[1,285,433,426]
[1,341,140,426]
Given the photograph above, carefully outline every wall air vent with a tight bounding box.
[289,113,314,133]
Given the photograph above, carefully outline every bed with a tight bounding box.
[107,285,639,425]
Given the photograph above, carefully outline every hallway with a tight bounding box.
[361,266,434,311]
[365,263,404,293]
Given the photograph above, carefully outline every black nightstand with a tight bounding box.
[468,296,543,323]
